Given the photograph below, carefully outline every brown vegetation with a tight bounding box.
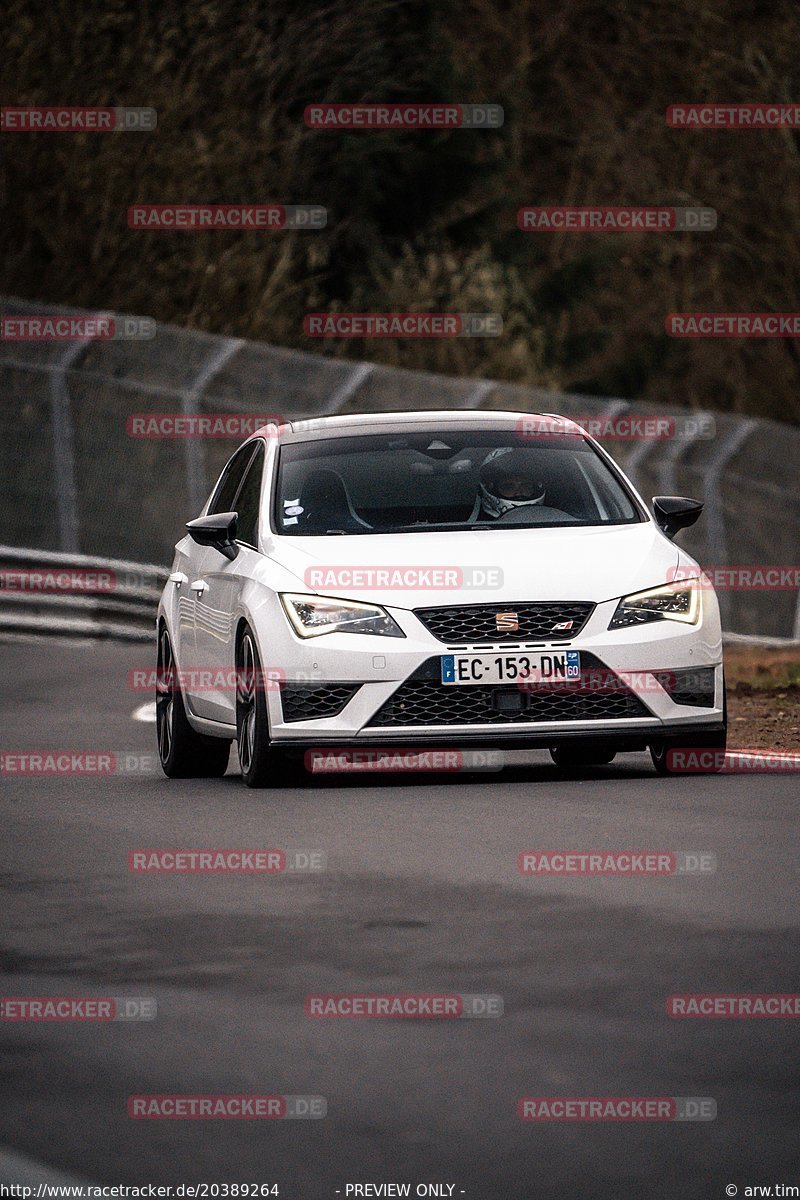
[3,0,800,420]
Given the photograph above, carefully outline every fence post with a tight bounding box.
[50,338,88,553]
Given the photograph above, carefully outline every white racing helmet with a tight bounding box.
[479,448,546,518]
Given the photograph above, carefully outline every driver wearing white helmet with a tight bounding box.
[478,448,546,519]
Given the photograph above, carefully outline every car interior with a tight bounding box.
[276,436,638,533]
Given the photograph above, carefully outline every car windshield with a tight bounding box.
[273,429,642,535]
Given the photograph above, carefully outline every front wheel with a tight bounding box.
[236,625,297,788]
[156,626,231,778]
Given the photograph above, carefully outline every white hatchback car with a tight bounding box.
[156,410,726,785]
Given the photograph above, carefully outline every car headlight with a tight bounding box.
[609,580,701,629]
[279,593,405,639]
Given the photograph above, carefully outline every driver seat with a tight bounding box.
[297,469,363,533]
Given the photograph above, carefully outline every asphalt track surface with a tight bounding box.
[1,639,798,1198]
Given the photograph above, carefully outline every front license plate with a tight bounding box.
[441,650,580,686]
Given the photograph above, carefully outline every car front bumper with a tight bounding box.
[261,595,725,746]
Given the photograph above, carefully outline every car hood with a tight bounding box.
[264,523,681,608]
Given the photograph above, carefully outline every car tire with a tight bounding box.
[156,626,231,779]
[236,624,297,788]
[650,677,728,776]
[550,745,617,769]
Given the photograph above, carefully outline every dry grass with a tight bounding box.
[724,643,800,691]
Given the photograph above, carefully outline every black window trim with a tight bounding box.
[207,441,259,518]
[233,440,266,551]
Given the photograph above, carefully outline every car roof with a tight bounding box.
[251,410,584,444]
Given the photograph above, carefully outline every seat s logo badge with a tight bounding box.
[495,611,519,632]
[552,619,574,632]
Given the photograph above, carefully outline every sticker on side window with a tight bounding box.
[283,497,303,524]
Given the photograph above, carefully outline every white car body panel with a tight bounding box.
[265,522,680,609]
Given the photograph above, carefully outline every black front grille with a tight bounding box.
[414,601,595,643]
[367,654,650,727]
[281,683,361,723]
[654,668,716,708]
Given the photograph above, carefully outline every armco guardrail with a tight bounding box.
[0,545,165,641]
[2,295,799,638]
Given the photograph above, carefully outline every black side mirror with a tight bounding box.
[186,511,239,561]
[652,496,703,539]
